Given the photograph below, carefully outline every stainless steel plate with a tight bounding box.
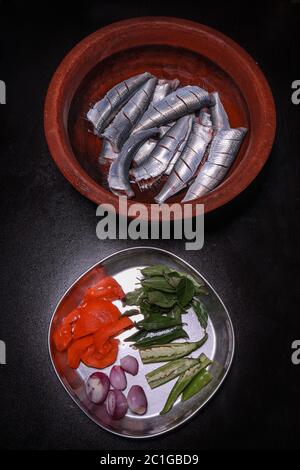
[49,247,235,438]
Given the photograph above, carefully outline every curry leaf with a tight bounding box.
[177,278,195,307]
[192,299,209,330]
[147,290,178,308]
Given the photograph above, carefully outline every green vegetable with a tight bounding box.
[122,309,140,317]
[147,290,178,308]
[134,326,188,348]
[125,288,144,306]
[146,357,200,389]
[176,277,195,307]
[192,299,208,330]
[124,264,210,348]
[141,265,172,277]
[141,276,176,293]
[139,334,208,364]
[181,369,213,401]
[124,329,148,343]
[169,304,185,321]
[137,313,183,331]
[139,298,161,317]
[160,354,211,414]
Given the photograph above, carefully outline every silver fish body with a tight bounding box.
[210,92,230,130]
[108,128,159,198]
[130,115,191,186]
[132,79,179,167]
[182,127,247,201]
[165,114,194,175]
[98,139,119,164]
[152,78,178,103]
[133,86,211,133]
[87,72,153,135]
[102,77,157,152]
[155,118,213,204]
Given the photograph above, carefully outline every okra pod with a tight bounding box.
[146,356,201,389]
[140,334,208,364]
[181,369,213,401]
[161,354,211,414]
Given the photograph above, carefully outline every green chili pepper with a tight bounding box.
[137,313,184,331]
[124,329,148,343]
[140,334,208,364]
[181,368,213,401]
[160,354,211,414]
[146,357,200,389]
[134,326,188,349]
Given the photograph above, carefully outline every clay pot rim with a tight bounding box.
[44,16,276,221]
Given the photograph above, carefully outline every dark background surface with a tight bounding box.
[0,0,299,450]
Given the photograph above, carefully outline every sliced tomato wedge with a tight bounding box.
[62,307,80,325]
[94,316,133,352]
[84,276,125,302]
[72,299,121,340]
[81,339,119,369]
[52,323,72,352]
[67,335,94,369]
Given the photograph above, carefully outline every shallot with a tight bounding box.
[109,365,127,390]
[85,372,110,404]
[106,390,128,419]
[120,355,139,376]
[127,385,148,415]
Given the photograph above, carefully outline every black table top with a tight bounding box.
[0,0,299,450]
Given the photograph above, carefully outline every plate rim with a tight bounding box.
[48,246,235,439]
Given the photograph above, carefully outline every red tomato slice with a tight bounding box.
[52,323,72,352]
[84,276,125,301]
[72,299,121,340]
[94,316,133,352]
[67,335,94,369]
[81,339,119,369]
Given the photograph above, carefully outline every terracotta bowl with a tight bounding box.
[44,17,276,218]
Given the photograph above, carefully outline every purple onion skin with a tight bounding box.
[106,390,128,419]
[127,385,148,415]
[120,355,139,376]
[109,365,127,390]
[86,372,110,404]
